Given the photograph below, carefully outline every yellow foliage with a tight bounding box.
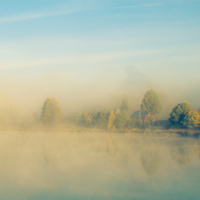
[86,117,92,123]
[115,108,120,115]
[107,110,115,130]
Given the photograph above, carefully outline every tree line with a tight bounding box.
[41,90,200,130]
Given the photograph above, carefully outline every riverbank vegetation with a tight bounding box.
[0,89,200,135]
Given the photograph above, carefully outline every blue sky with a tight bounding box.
[0,0,200,111]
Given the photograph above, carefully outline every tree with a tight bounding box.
[92,111,108,129]
[77,111,92,127]
[107,110,115,130]
[114,108,122,128]
[182,109,200,128]
[113,96,130,129]
[41,97,62,125]
[141,89,162,115]
[169,101,192,128]
[114,108,130,129]
[119,96,129,113]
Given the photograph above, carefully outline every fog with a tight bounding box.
[0,132,199,199]
[0,0,200,199]
[0,63,199,126]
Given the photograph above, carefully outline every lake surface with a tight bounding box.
[0,131,200,200]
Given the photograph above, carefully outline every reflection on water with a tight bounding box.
[170,140,200,167]
[140,141,161,176]
[0,132,200,199]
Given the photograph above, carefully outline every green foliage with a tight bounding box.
[182,109,200,128]
[114,109,130,129]
[169,101,192,128]
[141,89,162,115]
[77,111,92,127]
[119,96,129,113]
[92,111,109,129]
[126,118,137,128]
[41,97,62,125]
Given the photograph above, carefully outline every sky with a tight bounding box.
[0,0,200,113]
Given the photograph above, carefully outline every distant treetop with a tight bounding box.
[119,95,129,113]
[141,89,162,115]
[41,97,62,125]
[169,101,200,128]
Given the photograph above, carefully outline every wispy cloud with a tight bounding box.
[0,0,188,24]
[0,51,134,70]
[0,3,161,24]
[0,9,84,23]
[0,0,97,23]
[0,0,198,23]
[111,3,163,10]
[111,0,200,10]
[0,47,180,71]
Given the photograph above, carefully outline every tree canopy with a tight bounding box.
[119,96,129,113]
[182,109,200,128]
[141,89,162,115]
[114,108,130,129]
[41,97,62,125]
[77,112,91,127]
[92,111,108,129]
[169,101,192,128]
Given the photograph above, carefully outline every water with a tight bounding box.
[0,131,200,200]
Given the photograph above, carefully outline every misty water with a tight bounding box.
[0,132,200,200]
